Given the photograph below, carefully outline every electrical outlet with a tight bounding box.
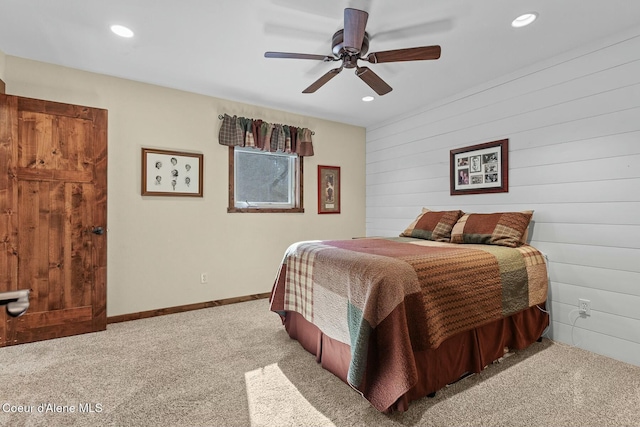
[200,273,208,284]
[578,298,591,316]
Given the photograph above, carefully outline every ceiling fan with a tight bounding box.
[264,8,441,96]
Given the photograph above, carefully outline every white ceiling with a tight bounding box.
[1,0,639,128]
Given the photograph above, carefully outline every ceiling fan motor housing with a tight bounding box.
[332,29,370,58]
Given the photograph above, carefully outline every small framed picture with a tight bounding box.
[142,148,203,197]
[450,139,508,195]
[318,165,340,214]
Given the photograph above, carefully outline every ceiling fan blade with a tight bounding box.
[365,45,441,63]
[355,66,392,96]
[302,67,343,93]
[265,51,333,61]
[371,19,453,42]
[343,8,368,53]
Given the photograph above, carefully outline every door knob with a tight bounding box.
[91,226,104,235]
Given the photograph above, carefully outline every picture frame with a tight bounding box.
[141,148,203,197]
[318,165,340,214]
[450,139,509,195]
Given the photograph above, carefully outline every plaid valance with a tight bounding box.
[218,114,314,156]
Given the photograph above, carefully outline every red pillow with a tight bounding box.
[400,208,463,242]
[450,212,533,247]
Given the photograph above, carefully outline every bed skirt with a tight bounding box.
[283,305,548,412]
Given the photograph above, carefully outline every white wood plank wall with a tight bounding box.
[365,27,640,367]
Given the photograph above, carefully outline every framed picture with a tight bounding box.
[141,148,203,197]
[450,139,509,195]
[318,165,340,214]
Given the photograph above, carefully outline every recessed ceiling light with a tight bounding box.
[110,24,134,38]
[511,12,538,28]
[362,96,374,102]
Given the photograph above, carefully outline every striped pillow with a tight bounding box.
[400,208,463,242]
[450,212,533,247]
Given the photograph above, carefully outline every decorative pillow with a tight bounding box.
[450,211,533,247]
[520,210,534,244]
[400,208,463,242]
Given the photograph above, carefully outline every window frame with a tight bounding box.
[227,147,304,213]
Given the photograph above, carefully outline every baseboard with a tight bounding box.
[106,292,271,324]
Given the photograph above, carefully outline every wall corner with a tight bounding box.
[0,48,6,93]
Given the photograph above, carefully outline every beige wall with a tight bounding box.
[0,49,5,83]
[5,56,366,317]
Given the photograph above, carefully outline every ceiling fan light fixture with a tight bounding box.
[362,96,374,102]
[511,12,538,28]
[110,24,134,38]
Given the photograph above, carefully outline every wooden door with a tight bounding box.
[0,94,107,346]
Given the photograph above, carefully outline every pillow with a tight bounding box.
[520,210,533,244]
[450,211,533,247]
[400,208,463,242]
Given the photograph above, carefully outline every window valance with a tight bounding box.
[217,114,314,156]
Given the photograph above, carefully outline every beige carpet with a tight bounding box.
[1,299,639,427]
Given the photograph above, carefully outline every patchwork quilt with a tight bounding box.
[270,237,548,411]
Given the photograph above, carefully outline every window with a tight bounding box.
[228,147,303,213]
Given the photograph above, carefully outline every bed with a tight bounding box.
[269,210,549,412]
